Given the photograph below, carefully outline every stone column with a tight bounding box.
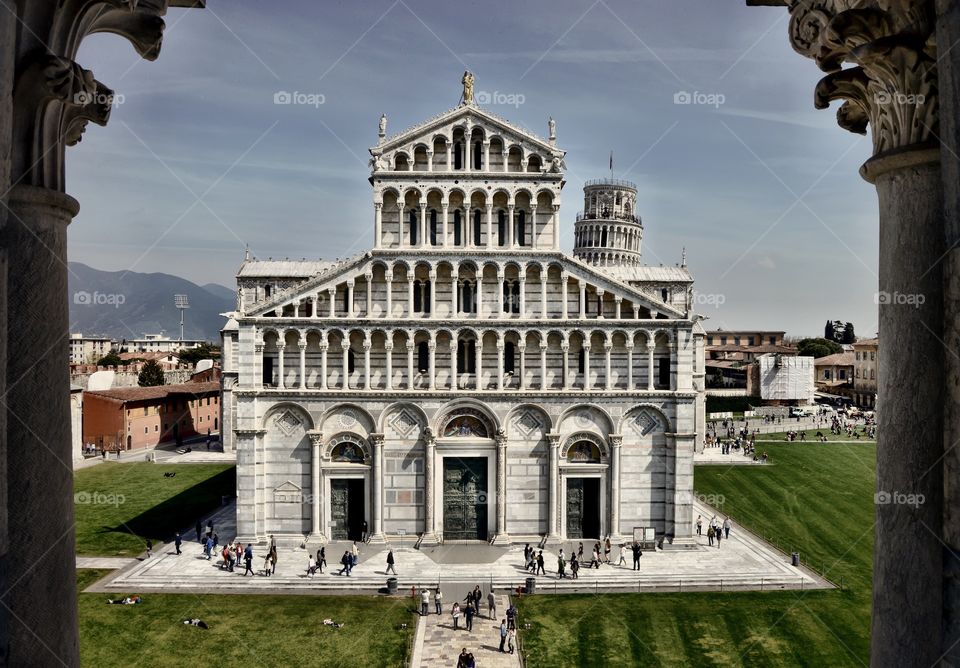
[363,342,371,389]
[398,205,405,246]
[518,342,526,390]
[486,204,494,249]
[529,205,538,248]
[604,343,612,390]
[579,283,587,318]
[614,296,622,319]
[506,204,515,247]
[308,431,325,540]
[451,272,459,315]
[497,271,505,315]
[582,343,591,391]
[476,337,483,390]
[385,270,393,316]
[419,204,427,248]
[385,342,394,390]
[369,433,386,543]
[299,341,307,390]
[374,202,382,249]
[450,340,458,390]
[609,434,622,540]
[626,343,634,390]
[670,432,696,546]
[647,344,655,391]
[492,431,510,544]
[277,344,286,389]
[540,274,548,318]
[365,271,373,316]
[255,343,264,388]
[319,342,328,390]
[518,277,526,316]
[407,277,415,316]
[346,280,355,317]
[311,296,318,318]
[442,203,450,248]
[496,338,505,391]
[561,271,569,319]
[426,149,434,172]
[407,342,415,390]
[540,343,548,390]
[562,343,571,390]
[547,432,561,539]
[4,186,80,664]
[328,288,336,317]
[476,277,484,318]
[553,204,561,250]
[422,429,439,545]
[427,339,436,390]
[428,269,437,318]
[483,140,490,170]
[341,341,350,390]
[596,289,605,319]
[445,142,452,171]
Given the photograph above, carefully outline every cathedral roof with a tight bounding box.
[375,103,558,155]
[237,258,341,278]
[599,264,693,283]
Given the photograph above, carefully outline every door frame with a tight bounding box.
[323,467,369,541]
[434,441,496,541]
[558,465,607,540]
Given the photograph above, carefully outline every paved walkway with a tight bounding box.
[412,593,520,668]
[93,500,830,596]
[76,557,137,569]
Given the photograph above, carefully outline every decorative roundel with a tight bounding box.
[340,409,358,428]
[575,410,593,428]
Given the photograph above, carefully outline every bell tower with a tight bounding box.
[572,178,643,267]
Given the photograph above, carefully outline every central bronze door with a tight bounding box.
[443,457,488,540]
[566,478,600,539]
[330,479,364,541]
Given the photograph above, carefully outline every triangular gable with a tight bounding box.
[248,252,370,317]
[374,104,558,155]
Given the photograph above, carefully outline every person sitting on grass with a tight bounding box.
[107,595,141,605]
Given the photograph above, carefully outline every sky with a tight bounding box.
[68,0,880,338]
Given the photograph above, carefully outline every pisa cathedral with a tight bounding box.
[221,77,706,547]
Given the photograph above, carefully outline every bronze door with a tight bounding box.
[442,457,488,540]
[330,480,349,540]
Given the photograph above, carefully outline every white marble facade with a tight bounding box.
[221,80,706,547]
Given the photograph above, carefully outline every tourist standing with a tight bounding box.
[435,588,443,614]
[571,554,580,579]
[386,549,397,575]
[578,541,584,560]
[361,520,368,542]
[723,517,732,540]
[270,546,278,575]
[618,544,626,566]
[557,553,566,578]
[145,539,152,558]
[243,544,254,576]
[631,542,642,570]
[421,588,430,616]
[465,602,475,631]
[316,547,325,573]
[499,619,508,652]
[604,537,612,563]
[507,627,516,654]
[716,529,723,549]
[707,525,715,547]
[487,590,496,619]
[536,550,545,575]
[452,602,461,630]
[696,515,703,536]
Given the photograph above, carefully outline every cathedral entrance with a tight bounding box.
[442,457,488,540]
[330,479,365,541]
[566,478,600,539]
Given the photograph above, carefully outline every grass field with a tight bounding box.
[516,442,876,667]
[74,462,235,556]
[78,570,414,667]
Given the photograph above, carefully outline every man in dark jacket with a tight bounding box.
[243,544,254,576]
[631,542,643,570]
[386,549,397,575]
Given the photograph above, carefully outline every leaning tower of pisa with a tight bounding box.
[572,178,643,267]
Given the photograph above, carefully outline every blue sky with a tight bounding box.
[69,0,880,337]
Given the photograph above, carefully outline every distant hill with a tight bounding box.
[68,262,234,342]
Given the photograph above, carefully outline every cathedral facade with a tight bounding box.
[221,80,706,547]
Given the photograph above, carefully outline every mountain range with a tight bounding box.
[68,262,234,342]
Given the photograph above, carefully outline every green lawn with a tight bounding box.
[74,463,235,556]
[517,443,875,667]
[78,570,414,667]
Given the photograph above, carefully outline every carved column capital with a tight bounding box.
[609,434,623,448]
[307,430,324,448]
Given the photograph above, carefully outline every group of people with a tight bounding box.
[696,515,732,548]
[521,539,644,578]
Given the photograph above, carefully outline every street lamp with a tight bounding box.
[174,294,190,342]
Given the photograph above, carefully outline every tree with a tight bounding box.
[177,343,220,366]
[96,351,123,367]
[824,320,835,341]
[842,322,856,344]
[797,337,843,358]
[137,360,166,387]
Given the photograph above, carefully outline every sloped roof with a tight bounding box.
[85,381,219,404]
[601,264,693,283]
[814,352,854,366]
[237,259,340,278]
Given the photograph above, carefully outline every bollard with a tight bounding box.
[720,579,723,592]
[760,578,764,591]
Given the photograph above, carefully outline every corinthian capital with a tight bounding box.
[778,0,938,156]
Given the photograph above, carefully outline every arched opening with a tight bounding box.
[417,341,429,373]
[430,209,438,246]
[408,209,418,245]
[473,209,482,246]
[457,338,477,374]
[504,341,515,374]
[497,210,506,246]
[453,209,462,246]
[517,210,526,246]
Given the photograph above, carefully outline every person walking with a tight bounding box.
[715,528,723,549]
[339,551,352,576]
[307,555,316,577]
[195,519,203,543]
[499,619,508,652]
[452,602,461,630]
[557,553,566,578]
[604,537,612,563]
[270,546,278,575]
[472,585,482,613]
[536,550,545,575]
[507,627,516,654]
[723,517,732,540]
[457,648,470,668]
[696,515,703,536]
[145,539,153,558]
[506,603,517,630]
[617,544,626,567]
[243,544,254,576]
[386,549,397,575]
[361,520,368,543]
[707,525,715,547]
[577,541,584,560]
[571,554,580,579]
[435,588,443,614]
[316,547,325,573]
[174,533,182,555]
[204,535,213,560]
[465,602,475,631]
[487,590,496,619]
[631,542,643,571]
[420,588,430,616]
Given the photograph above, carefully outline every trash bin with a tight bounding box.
[791,552,800,567]
[387,577,398,594]
[525,576,536,594]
